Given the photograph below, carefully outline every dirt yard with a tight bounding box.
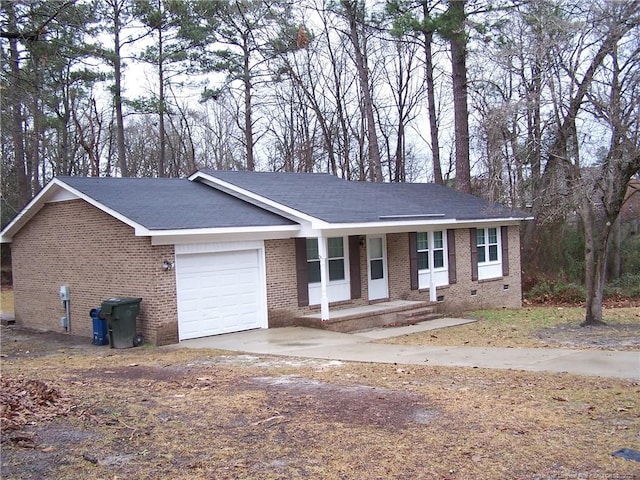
[1,324,639,480]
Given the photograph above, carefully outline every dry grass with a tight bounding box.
[0,288,14,314]
[1,325,639,480]
[380,307,640,351]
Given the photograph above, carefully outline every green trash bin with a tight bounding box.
[100,297,143,349]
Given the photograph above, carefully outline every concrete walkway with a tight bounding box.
[178,320,640,381]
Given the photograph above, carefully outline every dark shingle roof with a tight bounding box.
[200,170,522,223]
[59,176,296,230]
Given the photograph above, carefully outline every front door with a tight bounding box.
[367,235,388,301]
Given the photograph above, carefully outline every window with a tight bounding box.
[433,231,444,268]
[477,228,499,263]
[327,237,345,281]
[306,238,320,283]
[369,237,384,280]
[417,232,429,270]
[417,231,445,271]
[307,237,345,284]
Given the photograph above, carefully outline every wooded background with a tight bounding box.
[2,0,639,323]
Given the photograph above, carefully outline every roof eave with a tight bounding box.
[150,224,301,245]
[303,216,531,237]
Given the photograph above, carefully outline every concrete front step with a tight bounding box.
[295,301,441,333]
[387,307,442,328]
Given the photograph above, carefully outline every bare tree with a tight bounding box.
[340,0,383,182]
[533,0,640,325]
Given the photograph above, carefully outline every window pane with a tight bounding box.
[478,247,486,263]
[369,237,383,259]
[418,251,429,270]
[308,260,321,283]
[328,259,345,280]
[476,229,485,246]
[433,231,443,249]
[434,250,444,268]
[488,228,498,244]
[306,238,318,260]
[417,232,428,251]
[370,259,383,280]
[327,237,343,258]
[489,245,498,262]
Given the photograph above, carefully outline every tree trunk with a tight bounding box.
[422,14,442,185]
[581,198,609,326]
[158,13,166,177]
[30,48,42,194]
[448,0,471,193]
[112,4,129,177]
[343,0,382,182]
[4,0,30,207]
[242,34,255,171]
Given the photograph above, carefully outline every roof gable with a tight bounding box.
[1,176,296,243]
[59,176,296,230]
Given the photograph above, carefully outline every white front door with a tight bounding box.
[367,235,388,301]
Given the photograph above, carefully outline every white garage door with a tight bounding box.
[176,249,266,340]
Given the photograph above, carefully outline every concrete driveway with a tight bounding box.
[177,319,640,381]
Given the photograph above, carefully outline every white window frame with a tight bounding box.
[307,236,350,305]
[477,227,502,280]
[417,230,449,290]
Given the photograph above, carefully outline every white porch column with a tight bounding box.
[317,235,330,321]
[428,232,437,302]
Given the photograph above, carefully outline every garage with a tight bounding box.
[175,243,267,340]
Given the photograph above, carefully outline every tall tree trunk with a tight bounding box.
[242,34,255,171]
[395,120,405,182]
[343,0,382,182]
[112,4,129,177]
[4,0,30,206]
[448,0,471,193]
[422,9,442,185]
[30,47,42,194]
[157,12,166,177]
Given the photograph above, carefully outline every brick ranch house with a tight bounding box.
[0,171,531,346]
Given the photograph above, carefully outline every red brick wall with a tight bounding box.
[264,238,371,326]
[440,226,523,312]
[265,228,522,323]
[11,200,178,346]
[385,228,523,311]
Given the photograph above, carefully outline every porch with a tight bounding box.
[295,300,441,333]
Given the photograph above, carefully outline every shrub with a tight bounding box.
[605,273,640,299]
[524,279,585,304]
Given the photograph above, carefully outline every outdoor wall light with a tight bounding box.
[359,236,366,247]
[162,260,175,271]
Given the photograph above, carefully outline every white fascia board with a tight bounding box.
[298,216,531,238]
[190,171,329,227]
[451,217,534,229]
[150,225,300,245]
